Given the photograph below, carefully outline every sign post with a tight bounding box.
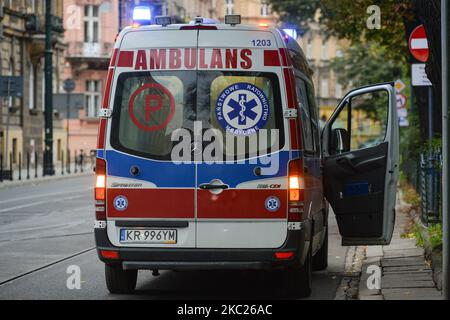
[409,24,433,143]
[43,0,54,176]
[395,81,408,127]
[63,79,76,157]
[441,0,449,301]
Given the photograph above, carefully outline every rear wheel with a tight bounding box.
[313,225,328,271]
[105,264,137,294]
[284,248,312,298]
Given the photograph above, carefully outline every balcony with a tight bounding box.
[66,42,114,70]
[25,14,64,34]
[26,14,65,59]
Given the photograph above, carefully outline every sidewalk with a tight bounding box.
[0,164,93,190]
[358,189,442,300]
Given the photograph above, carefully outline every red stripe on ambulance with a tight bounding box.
[107,189,195,219]
[197,190,287,219]
[279,48,289,67]
[110,48,119,67]
[264,50,281,66]
[97,118,107,149]
[117,51,134,67]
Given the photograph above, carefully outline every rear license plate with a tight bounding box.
[120,229,177,244]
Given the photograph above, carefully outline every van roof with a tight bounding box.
[121,23,281,34]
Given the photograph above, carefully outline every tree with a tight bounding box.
[331,42,405,121]
[331,43,404,88]
[269,0,443,141]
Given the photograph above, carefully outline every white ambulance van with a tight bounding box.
[94,10,399,298]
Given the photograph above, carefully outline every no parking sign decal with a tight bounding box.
[128,83,175,132]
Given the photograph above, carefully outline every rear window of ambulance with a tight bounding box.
[199,71,284,158]
[110,71,284,161]
[110,71,196,160]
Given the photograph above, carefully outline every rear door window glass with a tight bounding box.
[111,71,284,161]
[198,72,285,159]
[110,71,196,160]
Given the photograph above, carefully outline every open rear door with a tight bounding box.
[322,83,399,246]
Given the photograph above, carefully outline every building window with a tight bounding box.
[306,38,313,60]
[84,5,100,43]
[12,138,17,164]
[57,139,62,161]
[321,78,329,98]
[335,80,342,98]
[321,39,328,60]
[85,80,102,118]
[31,0,36,13]
[225,0,234,15]
[29,63,36,110]
[161,3,168,16]
[261,0,269,17]
[41,62,46,111]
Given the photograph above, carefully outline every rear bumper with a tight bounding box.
[94,221,311,270]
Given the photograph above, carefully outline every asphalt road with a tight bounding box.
[0,175,349,300]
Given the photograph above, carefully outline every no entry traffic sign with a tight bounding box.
[396,93,407,109]
[409,24,429,63]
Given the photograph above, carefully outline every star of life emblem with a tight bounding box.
[215,82,270,136]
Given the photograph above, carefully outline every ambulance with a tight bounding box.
[94,8,399,298]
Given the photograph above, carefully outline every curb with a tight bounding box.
[335,246,365,300]
[0,171,93,190]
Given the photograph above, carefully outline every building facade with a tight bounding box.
[73,0,347,157]
[297,19,349,122]
[63,0,118,155]
[0,0,67,172]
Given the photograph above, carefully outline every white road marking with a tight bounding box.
[0,188,92,205]
[0,194,90,213]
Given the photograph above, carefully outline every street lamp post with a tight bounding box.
[43,0,54,176]
[63,79,75,173]
[441,0,449,300]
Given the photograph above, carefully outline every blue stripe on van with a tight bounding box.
[105,151,196,188]
[105,150,302,188]
[197,151,293,188]
[97,150,105,159]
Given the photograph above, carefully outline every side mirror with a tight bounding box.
[330,128,350,155]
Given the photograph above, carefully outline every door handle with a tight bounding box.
[199,184,229,190]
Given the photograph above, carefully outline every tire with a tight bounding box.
[312,225,328,271]
[284,248,312,298]
[105,264,137,294]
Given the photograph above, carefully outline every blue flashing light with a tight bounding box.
[133,6,152,25]
[283,28,298,40]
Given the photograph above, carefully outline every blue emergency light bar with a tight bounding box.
[133,6,152,25]
[283,28,298,39]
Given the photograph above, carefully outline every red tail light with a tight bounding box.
[288,159,305,222]
[95,158,107,220]
[100,250,119,260]
[275,251,295,260]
